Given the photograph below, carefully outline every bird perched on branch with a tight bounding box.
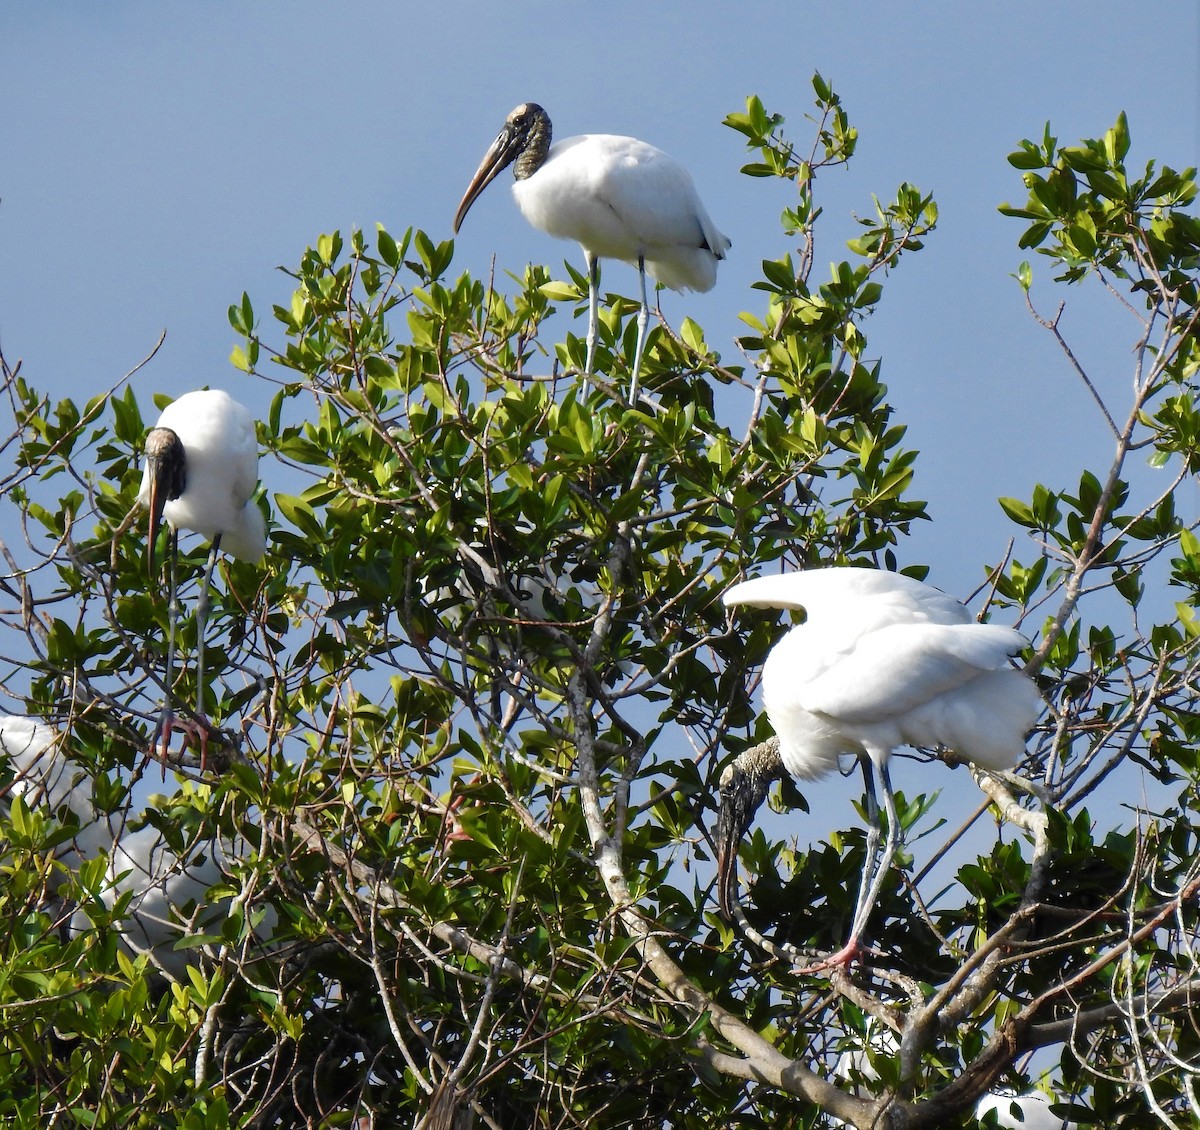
[453,102,730,402]
[0,712,271,980]
[717,567,1040,967]
[139,389,266,769]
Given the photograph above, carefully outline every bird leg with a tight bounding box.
[630,254,650,404]
[191,534,223,773]
[848,758,901,949]
[195,535,221,721]
[789,759,881,973]
[151,529,181,779]
[792,761,901,974]
[584,251,600,376]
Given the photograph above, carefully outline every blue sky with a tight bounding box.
[2,3,1196,955]
[2,2,1197,598]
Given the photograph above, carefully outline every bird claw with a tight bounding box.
[795,940,862,975]
[149,710,216,776]
[150,710,175,781]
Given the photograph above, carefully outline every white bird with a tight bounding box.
[976,1090,1077,1129]
[1,713,113,877]
[0,712,272,980]
[79,821,234,980]
[717,567,1041,966]
[832,1025,1077,1128]
[452,102,730,401]
[139,389,266,768]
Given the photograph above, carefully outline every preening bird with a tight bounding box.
[717,567,1041,966]
[139,389,266,767]
[453,102,730,401]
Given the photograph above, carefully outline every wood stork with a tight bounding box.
[452,102,730,401]
[81,820,232,980]
[0,713,112,877]
[139,389,266,768]
[717,567,1041,967]
[833,1026,1077,1128]
[0,712,274,980]
[976,1091,1078,1129]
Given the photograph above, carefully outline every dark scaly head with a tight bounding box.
[715,738,785,920]
[453,103,552,233]
[143,427,187,577]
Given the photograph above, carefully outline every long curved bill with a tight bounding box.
[715,790,750,921]
[142,427,183,579]
[716,833,738,920]
[144,458,171,579]
[453,124,523,234]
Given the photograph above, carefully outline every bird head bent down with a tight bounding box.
[715,738,786,920]
[142,427,187,578]
[453,103,551,234]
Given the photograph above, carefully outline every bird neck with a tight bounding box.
[514,110,551,180]
[146,428,188,501]
[736,737,786,799]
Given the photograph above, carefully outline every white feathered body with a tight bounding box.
[1,714,113,873]
[89,823,229,979]
[513,133,730,293]
[138,389,265,563]
[1,712,273,978]
[724,568,1040,781]
[976,1091,1076,1130]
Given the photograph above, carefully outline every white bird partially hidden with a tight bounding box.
[0,712,273,980]
[717,567,1041,967]
[832,1024,1077,1128]
[81,821,232,980]
[453,102,730,401]
[139,389,266,769]
[976,1091,1078,1129]
[0,714,113,877]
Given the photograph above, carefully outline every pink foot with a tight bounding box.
[149,711,212,775]
[796,938,861,974]
[150,710,175,780]
[441,792,470,843]
[174,716,211,773]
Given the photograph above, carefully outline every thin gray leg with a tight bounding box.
[630,254,649,403]
[848,756,881,943]
[849,758,900,946]
[584,251,600,375]
[195,533,223,723]
[153,530,180,772]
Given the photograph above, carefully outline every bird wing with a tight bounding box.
[725,568,974,626]
[799,623,1028,723]
[225,409,261,509]
[585,137,715,253]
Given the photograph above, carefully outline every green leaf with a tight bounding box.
[999,496,1037,527]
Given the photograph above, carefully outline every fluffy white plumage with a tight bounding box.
[86,822,230,979]
[1,714,112,876]
[717,567,1041,963]
[138,388,265,563]
[453,103,729,395]
[976,1091,1077,1129]
[724,567,1040,781]
[511,130,729,293]
[0,713,270,979]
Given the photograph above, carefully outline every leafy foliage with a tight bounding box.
[0,77,1197,1128]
